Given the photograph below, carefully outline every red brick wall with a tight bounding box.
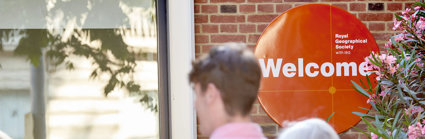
[194,0,413,138]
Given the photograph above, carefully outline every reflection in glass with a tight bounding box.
[0,0,159,138]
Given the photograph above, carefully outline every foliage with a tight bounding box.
[0,0,158,112]
[352,1,425,139]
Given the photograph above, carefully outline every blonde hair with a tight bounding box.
[278,118,340,139]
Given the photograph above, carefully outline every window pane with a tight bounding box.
[0,0,159,138]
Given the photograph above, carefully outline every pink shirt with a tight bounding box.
[210,122,267,139]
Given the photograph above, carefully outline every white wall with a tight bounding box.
[0,52,31,139]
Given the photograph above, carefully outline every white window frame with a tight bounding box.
[168,0,196,138]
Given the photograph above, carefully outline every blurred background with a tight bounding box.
[0,0,160,138]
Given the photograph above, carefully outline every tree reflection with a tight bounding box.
[0,0,158,112]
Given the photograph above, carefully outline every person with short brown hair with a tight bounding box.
[189,43,266,139]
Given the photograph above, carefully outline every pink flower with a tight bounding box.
[394,35,404,41]
[367,94,376,104]
[393,18,402,30]
[408,125,420,139]
[379,91,387,97]
[365,57,371,65]
[384,41,393,48]
[408,122,425,139]
[412,14,418,20]
[371,133,378,139]
[422,126,425,135]
[411,106,424,114]
[389,66,397,74]
[417,17,425,30]
[403,8,411,15]
[405,108,410,115]
[385,55,397,65]
[415,6,421,11]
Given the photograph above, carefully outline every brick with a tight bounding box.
[322,0,352,2]
[211,35,246,43]
[354,123,368,131]
[201,45,214,53]
[387,3,403,11]
[248,14,278,23]
[258,4,275,13]
[372,33,392,41]
[249,34,261,43]
[339,133,359,139]
[259,106,267,115]
[358,13,393,21]
[201,5,218,13]
[195,15,208,23]
[210,0,245,3]
[257,24,268,33]
[220,24,238,33]
[276,4,292,13]
[248,0,281,2]
[239,24,256,33]
[240,4,256,13]
[211,15,245,23]
[195,35,209,43]
[285,0,317,2]
[386,22,395,31]
[250,104,259,114]
[332,4,348,11]
[368,3,384,11]
[195,25,201,33]
[358,0,391,1]
[247,44,256,51]
[194,5,200,13]
[194,0,208,3]
[261,125,277,135]
[359,134,369,139]
[195,45,201,53]
[350,3,366,11]
[369,23,385,31]
[252,115,275,124]
[221,5,237,13]
[405,3,415,9]
[202,24,219,33]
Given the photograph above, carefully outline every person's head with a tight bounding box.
[278,118,340,139]
[189,43,262,135]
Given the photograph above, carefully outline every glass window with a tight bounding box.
[0,0,161,138]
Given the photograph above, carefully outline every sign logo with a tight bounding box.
[255,4,379,133]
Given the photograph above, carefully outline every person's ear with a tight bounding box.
[205,83,220,104]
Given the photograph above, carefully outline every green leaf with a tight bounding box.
[351,80,370,97]
[326,112,335,122]
[353,112,374,118]
[366,75,372,90]
[359,107,371,111]
[415,1,425,8]
[395,14,404,21]
[392,110,402,130]
[351,126,370,136]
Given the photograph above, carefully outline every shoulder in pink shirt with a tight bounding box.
[210,122,267,139]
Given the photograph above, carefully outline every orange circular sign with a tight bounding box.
[255,4,379,133]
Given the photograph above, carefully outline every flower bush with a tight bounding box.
[352,1,425,139]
